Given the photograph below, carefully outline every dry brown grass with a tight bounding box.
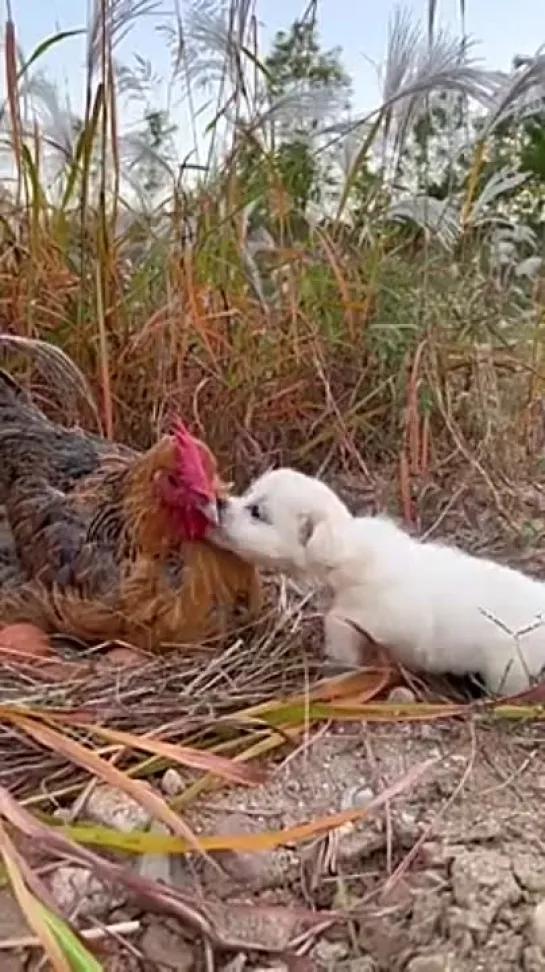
[0,3,542,518]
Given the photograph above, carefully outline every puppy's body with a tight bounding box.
[218,469,545,695]
[322,514,545,693]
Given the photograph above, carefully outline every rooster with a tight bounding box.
[0,368,262,650]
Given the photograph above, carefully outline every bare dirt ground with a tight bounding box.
[3,467,545,970]
[7,720,544,971]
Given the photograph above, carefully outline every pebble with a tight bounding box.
[140,921,195,970]
[208,812,291,891]
[52,806,73,823]
[84,784,151,833]
[251,967,289,972]
[50,864,125,919]
[221,957,247,972]
[523,944,545,971]
[512,853,545,893]
[314,939,349,964]
[341,785,375,811]
[162,767,184,797]
[137,821,174,885]
[450,848,521,935]
[406,955,461,972]
[388,686,416,704]
[346,961,377,972]
[531,899,545,952]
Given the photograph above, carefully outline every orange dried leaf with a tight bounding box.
[228,667,391,723]
[71,722,266,787]
[297,666,392,703]
[6,714,206,856]
[0,623,53,659]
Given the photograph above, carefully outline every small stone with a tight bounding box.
[221,956,246,972]
[251,967,289,972]
[84,784,151,833]
[205,898,301,952]
[207,812,291,891]
[137,821,173,885]
[52,806,72,823]
[169,855,197,892]
[333,784,384,865]
[512,854,545,893]
[450,849,520,936]
[50,865,125,919]
[388,686,416,704]
[446,907,482,953]
[381,876,413,907]
[464,820,502,843]
[523,944,545,971]
[419,841,452,869]
[531,899,545,953]
[341,785,375,811]
[344,959,377,972]
[409,883,445,944]
[162,768,184,797]
[314,939,349,964]
[406,955,461,972]
[140,921,194,970]
[394,808,419,841]
[487,932,523,964]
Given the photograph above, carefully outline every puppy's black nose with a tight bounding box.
[216,497,228,515]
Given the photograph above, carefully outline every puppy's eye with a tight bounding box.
[248,503,262,521]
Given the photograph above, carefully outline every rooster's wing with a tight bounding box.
[5,475,120,598]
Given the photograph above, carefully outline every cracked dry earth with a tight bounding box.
[5,719,545,971]
[185,721,545,972]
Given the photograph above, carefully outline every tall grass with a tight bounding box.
[1,0,544,518]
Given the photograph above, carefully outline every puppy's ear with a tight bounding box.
[298,514,317,547]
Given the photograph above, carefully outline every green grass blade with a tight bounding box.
[38,902,104,972]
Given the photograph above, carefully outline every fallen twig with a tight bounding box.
[0,918,141,951]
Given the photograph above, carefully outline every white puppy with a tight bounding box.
[217,468,545,695]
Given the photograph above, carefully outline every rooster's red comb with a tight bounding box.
[171,417,212,496]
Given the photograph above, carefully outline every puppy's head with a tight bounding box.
[215,468,351,577]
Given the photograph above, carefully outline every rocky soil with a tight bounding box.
[3,714,545,971]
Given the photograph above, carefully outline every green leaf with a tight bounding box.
[17,30,86,81]
[38,902,104,972]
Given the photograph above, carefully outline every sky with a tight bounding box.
[5,0,545,161]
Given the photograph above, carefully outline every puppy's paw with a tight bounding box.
[323,612,370,669]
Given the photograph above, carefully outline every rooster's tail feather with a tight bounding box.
[0,582,133,647]
[0,335,101,428]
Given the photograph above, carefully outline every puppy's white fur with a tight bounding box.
[218,468,545,695]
